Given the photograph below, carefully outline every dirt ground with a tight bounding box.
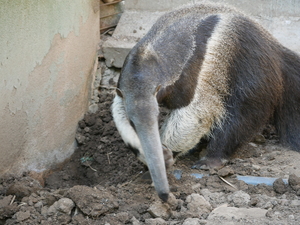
[1,64,300,224]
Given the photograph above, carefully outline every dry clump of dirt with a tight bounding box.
[1,89,300,225]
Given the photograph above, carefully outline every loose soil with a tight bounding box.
[1,69,300,224]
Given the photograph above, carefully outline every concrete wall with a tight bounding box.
[0,0,100,177]
[103,0,300,67]
[125,0,300,16]
[125,0,300,52]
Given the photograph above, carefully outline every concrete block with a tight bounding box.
[102,10,164,68]
[102,37,135,68]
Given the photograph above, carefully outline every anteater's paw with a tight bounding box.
[162,145,174,169]
[191,157,225,170]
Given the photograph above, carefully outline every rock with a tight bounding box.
[185,193,212,217]
[200,189,226,207]
[71,213,86,224]
[148,201,171,220]
[191,183,201,190]
[208,204,267,220]
[289,215,295,220]
[47,203,58,216]
[84,127,90,133]
[167,192,183,211]
[290,200,300,206]
[131,216,141,225]
[15,210,31,222]
[227,190,250,207]
[56,198,74,214]
[34,201,43,209]
[182,218,202,225]
[0,196,18,219]
[169,222,183,225]
[100,212,131,224]
[0,195,13,208]
[57,214,72,224]
[249,194,276,209]
[252,164,261,170]
[45,194,57,206]
[84,113,96,126]
[217,166,235,177]
[67,185,118,217]
[41,206,48,217]
[273,178,287,194]
[288,174,300,192]
[145,218,167,225]
[75,133,86,145]
[115,212,130,223]
[78,120,86,129]
[6,177,42,200]
[88,104,99,114]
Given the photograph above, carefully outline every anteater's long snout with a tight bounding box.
[112,94,170,201]
[134,120,170,202]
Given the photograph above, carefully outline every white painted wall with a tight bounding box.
[0,0,100,176]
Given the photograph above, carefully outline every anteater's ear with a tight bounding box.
[154,84,162,96]
[116,88,123,98]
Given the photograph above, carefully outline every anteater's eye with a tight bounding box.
[129,120,136,131]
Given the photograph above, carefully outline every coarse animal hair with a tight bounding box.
[112,3,300,201]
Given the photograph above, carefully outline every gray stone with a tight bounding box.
[88,104,99,114]
[290,200,300,206]
[182,218,202,225]
[131,216,141,225]
[252,164,261,170]
[208,204,267,220]
[167,192,183,211]
[227,190,251,207]
[148,201,171,220]
[15,211,31,222]
[191,183,201,190]
[273,178,287,194]
[0,195,13,207]
[47,198,75,216]
[200,189,226,205]
[75,133,85,145]
[41,206,48,217]
[56,198,75,214]
[34,201,43,208]
[114,212,130,223]
[250,194,276,209]
[185,193,212,217]
[288,174,300,191]
[47,202,58,216]
[67,185,119,217]
[145,218,167,225]
[57,214,72,224]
